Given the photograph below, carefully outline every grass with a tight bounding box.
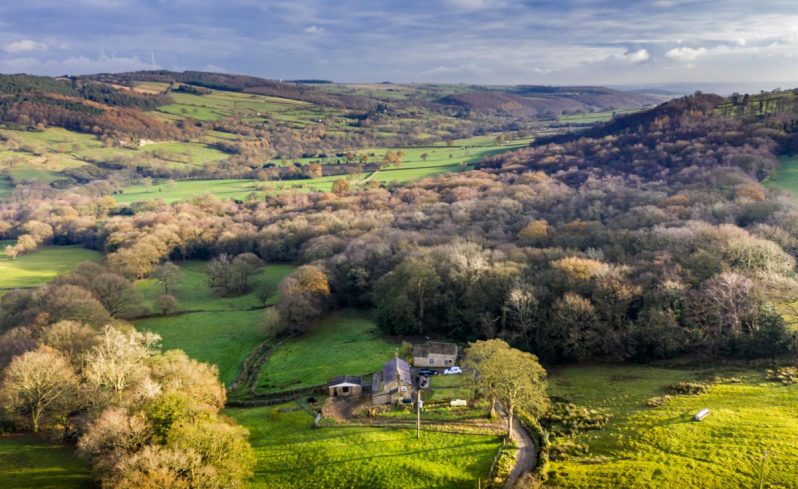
[426,374,473,403]
[546,364,798,488]
[765,155,798,199]
[136,309,268,385]
[115,139,531,205]
[133,261,295,385]
[256,310,397,393]
[0,242,101,290]
[0,435,90,489]
[227,402,502,489]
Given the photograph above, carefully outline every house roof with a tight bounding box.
[382,357,411,385]
[328,375,362,387]
[413,342,458,357]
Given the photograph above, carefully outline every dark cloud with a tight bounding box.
[0,0,797,84]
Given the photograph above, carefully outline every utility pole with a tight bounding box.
[416,389,422,439]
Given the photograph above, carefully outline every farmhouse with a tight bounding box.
[372,354,413,405]
[413,341,458,367]
[328,375,362,398]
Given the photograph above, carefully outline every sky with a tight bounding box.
[1,0,798,87]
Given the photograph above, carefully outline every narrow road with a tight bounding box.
[502,411,536,489]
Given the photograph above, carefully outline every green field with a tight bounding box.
[228,402,502,489]
[115,139,530,205]
[546,364,798,488]
[256,310,397,393]
[0,242,101,290]
[0,435,90,489]
[134,262,294,384]
[766,155,798,199]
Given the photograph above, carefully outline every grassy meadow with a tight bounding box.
[546,364,798,488]
[0,241,101,290]
[115,139,530,204]
[228,402,502,489]
[766,155,798,199]
[256,310,396,394]
[133,261,294,384]
[0,435,90,489]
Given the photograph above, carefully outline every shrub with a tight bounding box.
[766,367,798,385]
[667,382,710,396]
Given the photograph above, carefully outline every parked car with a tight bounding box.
[443,366,462,375]
[418,368,438,377]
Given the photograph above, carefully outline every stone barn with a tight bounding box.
[413,341,458,367]
[372,354,413,405]
[328,375,362,398]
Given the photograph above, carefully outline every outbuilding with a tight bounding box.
[413,342,458,367]
[328,375,362,398]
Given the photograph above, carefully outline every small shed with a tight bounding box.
[413,342,458,367]
[328,375,362,398]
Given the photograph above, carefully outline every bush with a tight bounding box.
[766,367,798,385]
[667,382,710,396]
[645,395,672,407]
[540,402,610,436]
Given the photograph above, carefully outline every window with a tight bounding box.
[342,386,349,394]
[429,359,435,365]
[400,386,407,392]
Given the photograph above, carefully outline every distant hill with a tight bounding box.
[0,74,180,139]
[438,85,664,117]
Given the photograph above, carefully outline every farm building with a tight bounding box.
[372,354,413,405]
[328,376,362,398]
[413,341,458,367]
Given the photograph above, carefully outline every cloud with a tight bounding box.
[444,0,497,10]
[303,25,324,34]
[617,49,650,63]
[665,46,708,61]
[0,54,154,76]
[4,39,47,54]
[202,63,228,73]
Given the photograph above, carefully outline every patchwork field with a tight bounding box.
[256,310,397,394]
[0,242,101,290]
[115,139,530,204]
[546,364,798,488]
[133,261,294,384]
[0,435,90,489]
[228,402,502,489]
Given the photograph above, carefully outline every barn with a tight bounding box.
[413,342,458,367]
[328,375,362,398]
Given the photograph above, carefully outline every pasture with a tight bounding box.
[0,435,90,489]
[0,242,101,290]
[546,364,798,488]
[115,139,530,204]
[134,261,294,384]
[766,155,798,199]
[228,402,502,489]
[256,310,396,394]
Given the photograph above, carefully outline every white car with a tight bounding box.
[443,366,462,375]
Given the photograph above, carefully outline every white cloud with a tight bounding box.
[202,64,228,73]
[0,54,153,76]
[444,0,499,10]
[303,25,324,34]
[618,49,650,63]
[4,39,47,54]
[665,46,708,61]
